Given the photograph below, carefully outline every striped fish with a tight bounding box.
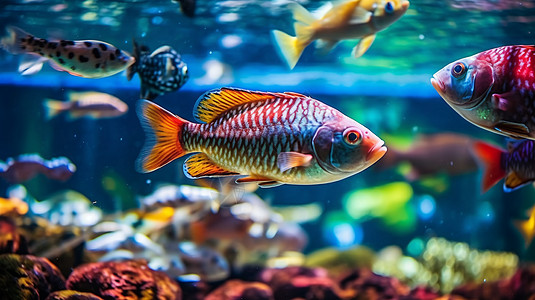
[431,45,535,140]
[1,26,134,78]
[473,140,535,192]
[136,87,386,187]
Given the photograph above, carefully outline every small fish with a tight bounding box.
[136,87,386,187]
[43,91,128,120]
[127,40,189,101]
[473,140,535,192]
[0,197,28,217]
[173,0,197,18]
[0,154,76,183]
[431,45,535,140]
[271,0,410,69]
[1,26,135,78]
[514,204,535,248]
[31,190,102,227]
[377,133,480,180]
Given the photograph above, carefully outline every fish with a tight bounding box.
[0,197,28,217]
[126,40,189,101]
[431,45,535,140]
[0,154,76,183]
[472,140,535,192]
[173,0,196,18]
[1,26,135,78]
[513,204,535,248]
[43,91,128,120]
[271,0,410,69]
[376,133,480,180]
[136,87,387,187]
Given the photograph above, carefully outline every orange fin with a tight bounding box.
[472,141,506,193]
[504,172,531,192]
[277,152,312,172]
[193,87,305,123]
[136,100,188,173]
[236,175,277,183]
[184,153,239,179]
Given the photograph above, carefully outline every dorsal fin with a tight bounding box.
[193,87,306,123]
[150,45,172,57]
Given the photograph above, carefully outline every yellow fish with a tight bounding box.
[271,0,410,69]
[514,204,535,248]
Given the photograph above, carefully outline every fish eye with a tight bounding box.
[385,2,395,13]
[343,129,362,145]
[451,62,467,78]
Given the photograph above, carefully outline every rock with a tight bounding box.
[45,290,104,300]
[339,268,410,299]
[66,260,181,300]
[261,266,343,300]
[0,254,66,299]
[205,280,273,300]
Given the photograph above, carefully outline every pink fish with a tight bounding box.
[136,87,386,187]
[431,45,535,140]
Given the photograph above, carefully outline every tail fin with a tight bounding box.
[1,26,32,55]
[43,99,66,120]
[271,3,315,69]
[126,38,140,81]
[136,100,189,173]
[472,141,506,193]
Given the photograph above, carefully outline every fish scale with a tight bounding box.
[184,98,317,179]
[136,87,386,187]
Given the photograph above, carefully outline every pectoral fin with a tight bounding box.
[492,93,513,111]
[349,7,373,24]
[184,153,240,179]
[277,152,313,172]
[352,35,376,58]
[495,121,530,138]
[504,171,531,192]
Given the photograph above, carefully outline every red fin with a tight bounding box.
[136,100,188,173]
[193,87,305,123]
[183,153,239,178]
[473,141,506,192]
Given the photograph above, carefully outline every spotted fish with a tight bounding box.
[1,26,135,78]
[473,140,535,192]
[431,45,535,140]
[126,40,189,101]
[136,87,387,187]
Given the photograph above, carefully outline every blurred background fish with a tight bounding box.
[43,91,128,120]
[271,0,410,69]
[1,26,134,78]
[127,40,189,101]
[172,0,197,18]
[376,133,480,181]
[0,154,76,183]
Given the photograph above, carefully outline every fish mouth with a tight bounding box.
[402,1,410,9]
[430,76,444,93]
[366,142,387,164]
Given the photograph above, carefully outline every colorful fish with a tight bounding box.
[136,87,386,187]
[271,0,410,69]
[43,91,128,120]
[1,26,135,78]
[431,45,535,140]
[127,40,189,101]
[0,154,76,183]
[473,140,535,192]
